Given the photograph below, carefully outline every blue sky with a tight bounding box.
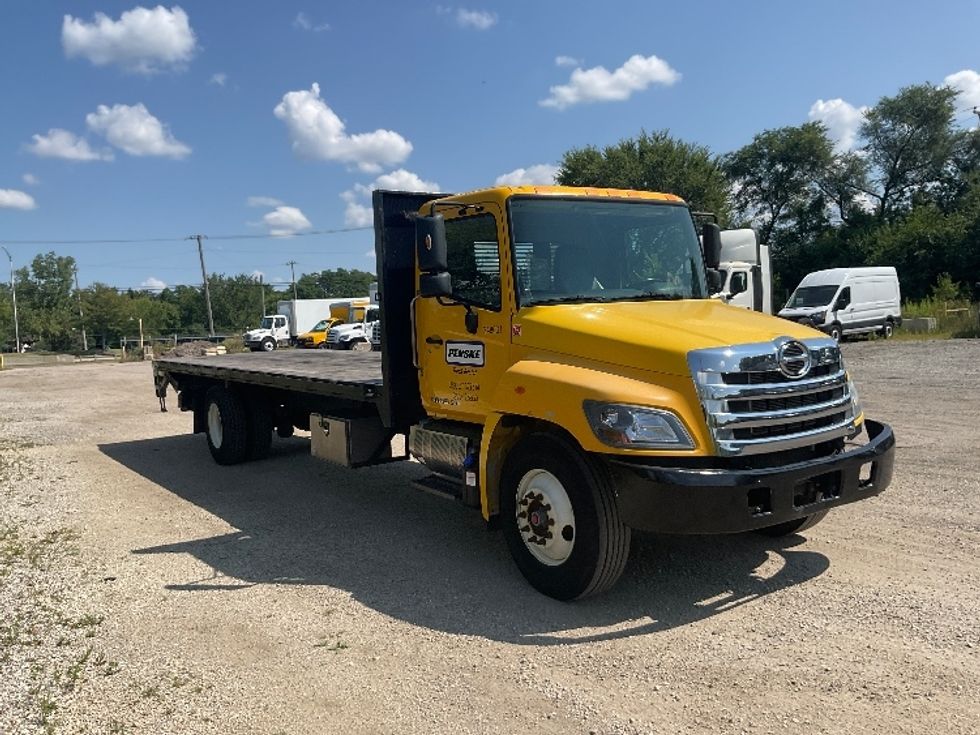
[1,1,978,291]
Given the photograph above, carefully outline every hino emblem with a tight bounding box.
[777,340,811,379]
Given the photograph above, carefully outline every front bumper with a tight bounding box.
[606,419,895,534]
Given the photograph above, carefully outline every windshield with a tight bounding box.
[785,285,839,308]
[509,198,707,306]
[311,319,330,331]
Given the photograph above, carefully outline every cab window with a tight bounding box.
[445,213,501,310]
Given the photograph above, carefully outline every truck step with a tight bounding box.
[412,474,462,501]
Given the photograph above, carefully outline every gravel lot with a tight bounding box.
[1,340,978,734]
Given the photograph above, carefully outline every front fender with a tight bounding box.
[489,359,710,456]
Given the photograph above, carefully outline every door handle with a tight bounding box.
[425,336,444,345]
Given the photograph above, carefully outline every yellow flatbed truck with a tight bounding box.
[153,186,895,600]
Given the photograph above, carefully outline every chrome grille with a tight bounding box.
[688,337,859,456]
[326,329,341,344]
[371,321,381,343]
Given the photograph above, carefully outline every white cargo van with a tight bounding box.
[779,267,901,340]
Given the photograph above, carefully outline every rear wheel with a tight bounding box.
[205,387,249,465]
[881,320,894,339]
[500,433,630,600]
[756,510,828,537]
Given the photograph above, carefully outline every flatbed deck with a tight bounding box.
[154,350,384,401]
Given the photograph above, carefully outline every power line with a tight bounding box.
[3,226,373,246]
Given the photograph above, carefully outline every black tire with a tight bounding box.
[500,433,631,600]
[261,337,276,352]
[245,401,273,460]
[204,386,249,465]
[756,510,828,537]
[276,423,295,439]
[881,320,894,339]
[828,324,842,341]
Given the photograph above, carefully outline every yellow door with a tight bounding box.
[416,202,511,422]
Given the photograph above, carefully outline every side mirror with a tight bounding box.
[416,215,448,273]
[702,223,722,270]
[419,271,452,298]
[706,269,723,293]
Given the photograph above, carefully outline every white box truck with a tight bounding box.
[716,229,771,314]
[779,267,902,340]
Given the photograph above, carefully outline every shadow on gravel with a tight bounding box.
[100,434,829,646]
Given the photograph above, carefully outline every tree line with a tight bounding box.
[2,80,977,351]
[0,263,376,351]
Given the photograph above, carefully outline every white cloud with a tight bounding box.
[26,128,113,161]
[495,164,559,186]
[945,69,980,114]
[22,173,40,186]
[344,200,373,228]
[273,82,413,172]
[140,276,167,289]
[555,55,580,68]
[0,189,37,210]
[371,169,440,192]
[456,9,497,30]
[86,103,191,158]
[808,98,868,152]
[263,206,312,236]
[341,169,440,226]
[293,12,330,32]
[209,72,227,86]
[247,195,285,208]
[540,54,680,110]
[62,5,197,74]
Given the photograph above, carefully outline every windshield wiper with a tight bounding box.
[529,295,618,305]
[622,292,685,301]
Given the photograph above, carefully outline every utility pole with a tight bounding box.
[259,274,266,316]
[73,265,88,351]
[286,260,298,300]
[0,245,20,354]
[188,234,215,337]
[974,107,980,125]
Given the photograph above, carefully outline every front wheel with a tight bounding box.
[500,433,630,600]
[260,337,276,352]
[828,324,842,341]
[881,320,894,339]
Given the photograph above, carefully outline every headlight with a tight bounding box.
[810,311,827,323]
[584,401,694,449]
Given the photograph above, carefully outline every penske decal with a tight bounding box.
[445,341,485,367]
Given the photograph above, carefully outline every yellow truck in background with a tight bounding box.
[153,186,896,600]
[296,299,370,348]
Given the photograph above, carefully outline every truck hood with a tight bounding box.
[514,300,822,377]
[243,328,269,340]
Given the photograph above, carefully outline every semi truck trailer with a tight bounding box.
[153,186,896,600]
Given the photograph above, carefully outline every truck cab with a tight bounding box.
[243,314,289,352]
[326,306,380,350]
